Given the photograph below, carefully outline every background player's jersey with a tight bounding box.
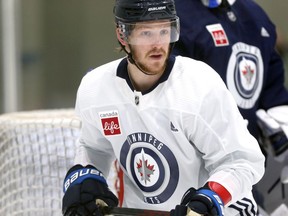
[173,0,288,138]
[74,56,264,213]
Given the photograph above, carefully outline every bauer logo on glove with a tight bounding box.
[63,167,106,192]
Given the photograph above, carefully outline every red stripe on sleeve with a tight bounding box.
[208,181,232,205]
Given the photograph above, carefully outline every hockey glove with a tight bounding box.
[170,186,224,216]
[256,108,288,160]
[62,164,118,216]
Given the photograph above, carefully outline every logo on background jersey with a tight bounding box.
[99,110,121,136]
[226,42,264,109]
[206,23,229,46]
[261,27,270,37]
[119,132,179,204]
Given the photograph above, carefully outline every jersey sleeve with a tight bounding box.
[73,117,115,178]
[73,74,116,178]
[186,72,265,205]
[259,48,288,109]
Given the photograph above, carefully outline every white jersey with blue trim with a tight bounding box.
[74,55,264,213]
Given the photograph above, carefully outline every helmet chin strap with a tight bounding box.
[125,47,152,76]
[116,41,150,75]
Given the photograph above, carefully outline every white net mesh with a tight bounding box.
[0,109,81,216]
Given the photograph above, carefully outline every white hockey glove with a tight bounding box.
[256,106,288,161]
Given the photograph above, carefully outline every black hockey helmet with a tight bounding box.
[114,0,180,45]
[113,0,179,74]
[114,0,178,23]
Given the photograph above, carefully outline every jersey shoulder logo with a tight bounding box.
[170,122,178,132]
[261,27,270,37]
[99,110,121,136]
[206,23,229,47]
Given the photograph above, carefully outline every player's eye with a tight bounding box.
[140,31,152,37]
[160,29,169,36]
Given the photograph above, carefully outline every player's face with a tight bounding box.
[128,20,171,75]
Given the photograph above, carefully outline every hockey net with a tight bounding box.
[0,109,81,215]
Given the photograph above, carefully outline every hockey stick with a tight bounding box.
[101,206,169,216]
[96,199,202,216]
[101,206,202,216]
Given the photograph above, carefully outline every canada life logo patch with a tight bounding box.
[99,110,121,136]
[206,23,229,46]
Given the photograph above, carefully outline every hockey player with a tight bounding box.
[172,0,288,211]
[62,0,265,215]
[172,0,288,159]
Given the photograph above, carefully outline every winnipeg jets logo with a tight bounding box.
[241,57,255,85]
[227,42,263,109]
[136,149,155,185]
[119,132,179,204]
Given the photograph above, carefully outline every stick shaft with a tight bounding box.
[102,206,202,216]
[102,206,170,216]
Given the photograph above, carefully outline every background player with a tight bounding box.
[62,0,265,215]
[172,0,288,210]
[172,0,288,158]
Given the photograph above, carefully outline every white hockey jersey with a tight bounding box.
[74,55,265,213]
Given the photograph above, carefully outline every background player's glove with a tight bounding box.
[62,164,118,216]
[170,186,224,216]
[256,107,288,161]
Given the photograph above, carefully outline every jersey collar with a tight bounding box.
[117,55,176,94]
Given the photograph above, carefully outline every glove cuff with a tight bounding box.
[197,188,224,216]
[63,165,107,193]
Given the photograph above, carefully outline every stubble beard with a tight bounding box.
[136,48,168,76]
